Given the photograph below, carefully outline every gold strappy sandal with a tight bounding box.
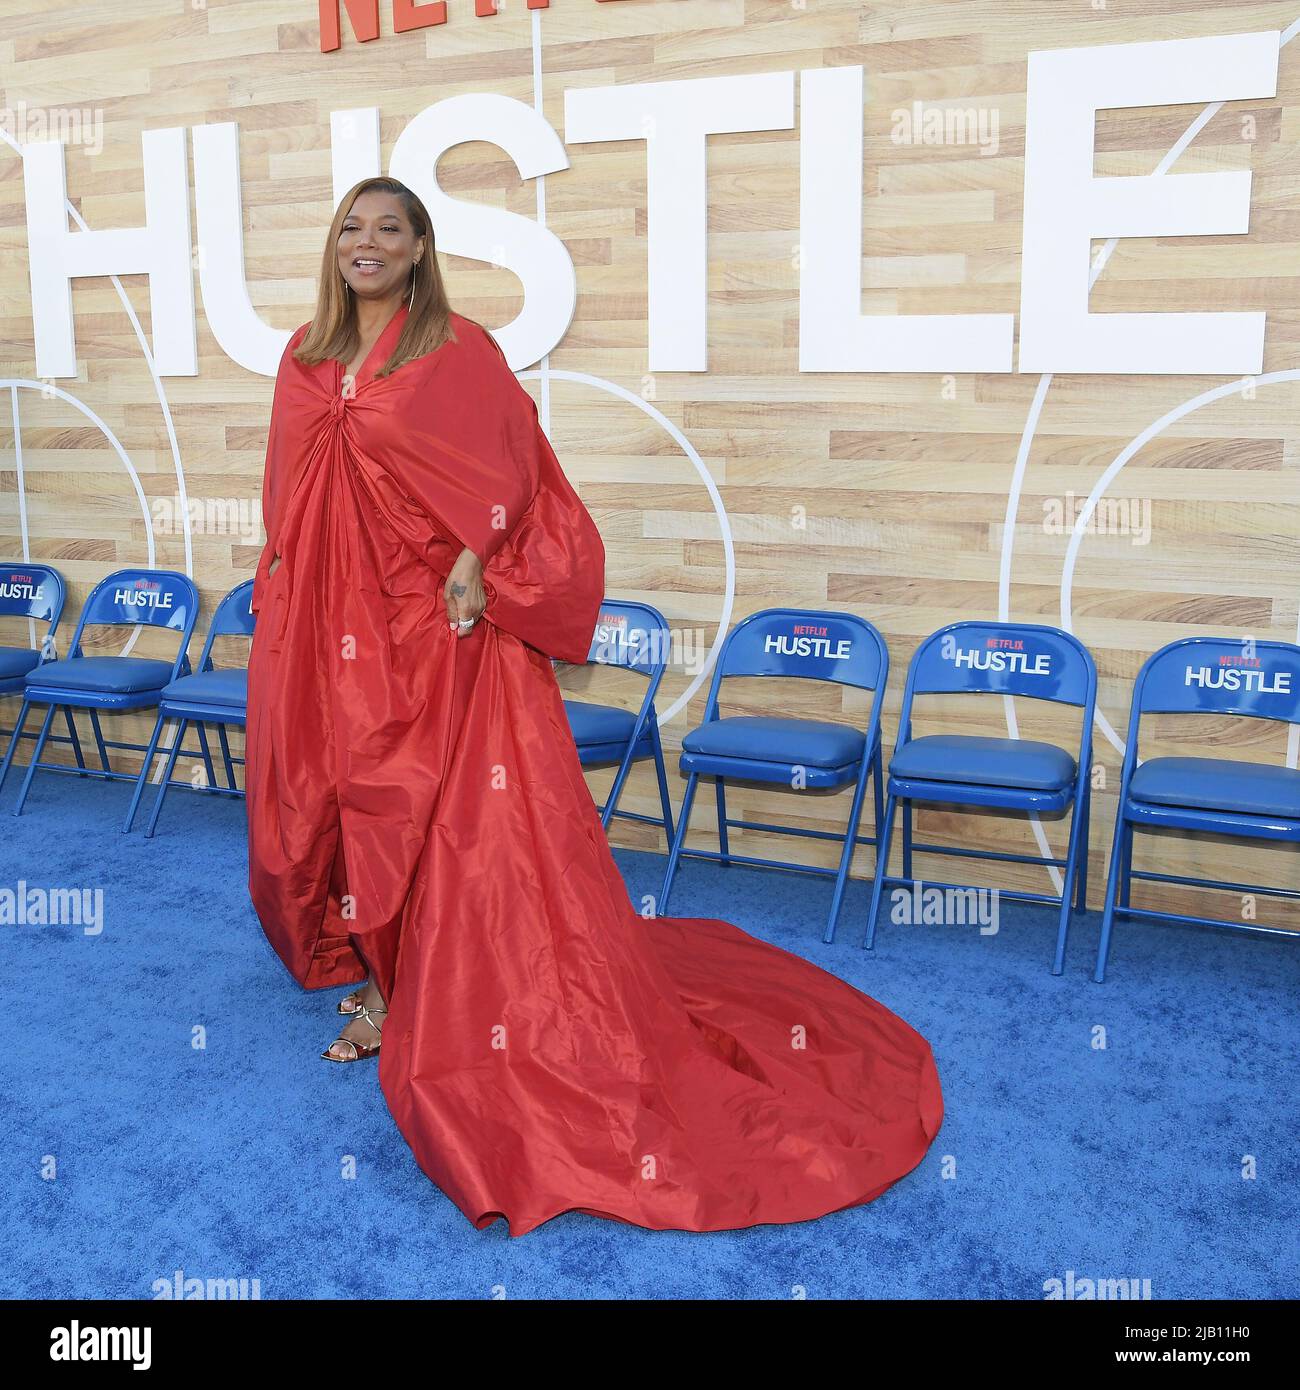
[337,988,366,1016]
[321,1004,386,1063]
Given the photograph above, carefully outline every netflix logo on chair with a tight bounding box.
[593,611,626,643]
[593,610,629,658]
[0,573,43,603]
[591,611,657,667]
[1184,658,1292,695]
[948,636,1051,677]
[764,624,851,661]
[112,578,174,612]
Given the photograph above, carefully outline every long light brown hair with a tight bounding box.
[295,177,479,378]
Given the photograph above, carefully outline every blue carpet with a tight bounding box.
[1,770,1297,1300]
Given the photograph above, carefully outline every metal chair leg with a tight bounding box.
[1118,823,1134,909]
[658,772,700,916]
[123,713,168,833]
[194,722,218,791]
[715,777,730,867]
[649,722,676,844]
[216,722,238,789]
[1074,781,1091,911]
[824,759,872,945]
[862,794,899,951]
[13,703,57,815]
[1094,807,1129,983]
[88,709,112,779]
[600,734,639,831]
[145,718,190,838]
[62,706,87,774]
[0,698,32,793]
[871,746,884,856]
[1052,792,1088,976]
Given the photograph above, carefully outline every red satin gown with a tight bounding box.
[246,303,943,1235]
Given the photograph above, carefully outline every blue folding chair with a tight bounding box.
[0,568,200,815]
[658,607,889,942]
[564,599,675,845]
[1095,636,1300,982]
[123,579,254,836]
[0,561,65,711]
[863,621,1096,973]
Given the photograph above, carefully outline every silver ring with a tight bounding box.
[456,617,476,629]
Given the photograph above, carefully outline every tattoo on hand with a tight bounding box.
[450,582,467,598]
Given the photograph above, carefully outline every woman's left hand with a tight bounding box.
[444,546,487,637]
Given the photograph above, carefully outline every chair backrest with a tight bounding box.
[905,621,1096,706]
[712,607,888,693]
[68,568,201,677]
[1132,637,1300,727]
[195,580,256,672]
[0,563,65,633]
[894,621,1096,768]
[698,608,889,749]
[588,600,670,681]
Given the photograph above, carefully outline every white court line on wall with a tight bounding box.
[519,368,737,725]
[0,380,157,567]
[2,125,183,783]
[523,12,737,726]
[998,18,1300,891]
[1,379,168,777]
[1060,370,1300,768]
[0,127,193,580]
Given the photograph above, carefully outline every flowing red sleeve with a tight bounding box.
[395,320,605,664]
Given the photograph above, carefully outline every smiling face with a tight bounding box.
[336,190,426,301]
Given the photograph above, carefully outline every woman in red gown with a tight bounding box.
[247,177,943,1236]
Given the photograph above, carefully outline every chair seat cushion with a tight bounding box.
[564,699,648,746]
[890,734,1076,791]
[682,716,865,769]
[25,656,175,695]
[0,645,42,680]
[1130,756,1300,819]
[162,668,247,706]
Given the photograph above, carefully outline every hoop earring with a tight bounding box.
[408,263,419,312]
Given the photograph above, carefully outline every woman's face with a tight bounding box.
[336,191,426,301]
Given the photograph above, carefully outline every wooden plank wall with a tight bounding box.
[1,0,1297,932]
